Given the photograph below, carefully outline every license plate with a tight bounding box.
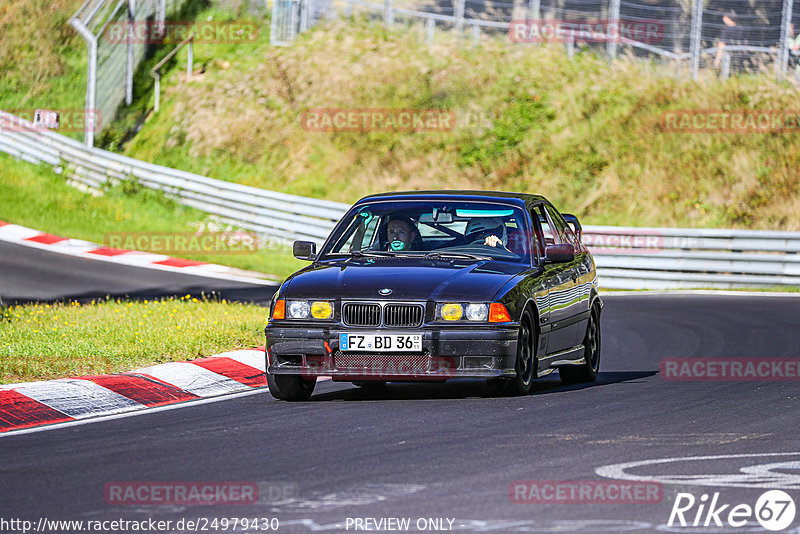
[339,333,422,352]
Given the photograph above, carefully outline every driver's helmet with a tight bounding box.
[465,217,507,245]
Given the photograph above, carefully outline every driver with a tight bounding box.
[385,217,421,251]
[465,217,509,249]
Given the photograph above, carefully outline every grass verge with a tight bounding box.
[0,152,306,279]
[0,296,266,384]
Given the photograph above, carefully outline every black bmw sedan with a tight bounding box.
[265,191,602,400]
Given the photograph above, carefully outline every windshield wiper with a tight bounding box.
[424,251,491,261]
[346,250,395,258]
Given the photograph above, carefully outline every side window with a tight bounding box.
[544,204,577,246]
[533,205,560,251]
[337,215,379,252]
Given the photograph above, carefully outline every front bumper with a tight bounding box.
[265,326,519,380]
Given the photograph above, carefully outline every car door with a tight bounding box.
[545,204,593,346]
[533,204,583,353]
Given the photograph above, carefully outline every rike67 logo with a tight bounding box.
[668,490,796,531]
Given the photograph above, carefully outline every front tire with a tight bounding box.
[267,372,316,401]
[488,308,536,396]
[559,303,601,384]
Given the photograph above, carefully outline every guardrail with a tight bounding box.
[1,109,799,290]
[582,226,800,289]
[0,110,349,244]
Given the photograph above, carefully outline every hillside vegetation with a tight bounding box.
[0,0,86,136]
[125,17,800,230]
[3,3,800,232]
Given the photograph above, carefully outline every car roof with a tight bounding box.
[355,190,548,207]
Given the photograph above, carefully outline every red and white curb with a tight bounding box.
[0,348,269,434]
[0,220,276,285]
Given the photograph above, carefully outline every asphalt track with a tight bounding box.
[3,292,800,533]
[0,241,278,305]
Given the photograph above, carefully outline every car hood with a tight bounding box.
[284,258,528,301]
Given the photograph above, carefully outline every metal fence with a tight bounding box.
[2,110,799,290]
[275,0,800,82]
[70,0,189,147]
[271,0,332,44]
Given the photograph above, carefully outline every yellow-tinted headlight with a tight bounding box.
[440,303,463,321]
[310,301,333,319]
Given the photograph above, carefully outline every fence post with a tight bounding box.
[721,50,730,79]
[689,0,703,81]
[526,0,540,23]
[292,0,300,39]
[126,0,135,106]
[70,19,97,147]
[606,0,620,60]
[472,24,480,45]
[426,18,435,45]
[778,0,794,79]
[455,0,465,33]
[300,0,309,32]
[156,0,166,39]
[187,38,193,77]
[383,0,394,26]
[566,32,574,59]
[154,73,161,112]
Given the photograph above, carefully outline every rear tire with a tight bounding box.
[267,372,316,401]
[487,308,536,396]
[559,303,601,384]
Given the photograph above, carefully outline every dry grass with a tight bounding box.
[0,0,85,107]
[19,11,787,231]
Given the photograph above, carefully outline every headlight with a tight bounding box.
[437,302,491,322]
[285,300,333,319]
[287,300,310,318]
[311,301,333,319]
[438,303,463,321]
[466,303,489,321]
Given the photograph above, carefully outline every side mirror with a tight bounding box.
[293,240,317,260]
[562,213,583,243]
[545,244,574,264]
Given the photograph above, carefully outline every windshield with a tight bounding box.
[320,200,531,263]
